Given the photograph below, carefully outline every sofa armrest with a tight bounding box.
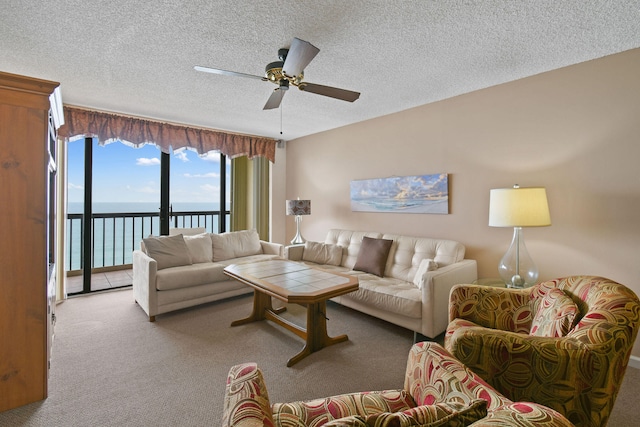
[419,259,478,338]
[448,284,531,333]
[132,250,158,321]
[260,240,284,257]
[284,244,304,261]
[222,363,275,427]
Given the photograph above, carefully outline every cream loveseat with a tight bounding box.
[133,229,283,321]
[286,229,477,339]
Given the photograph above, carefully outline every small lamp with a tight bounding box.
[286,198,311,245]
[489,185,551,288]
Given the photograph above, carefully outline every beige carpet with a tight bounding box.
[0,288,637,426]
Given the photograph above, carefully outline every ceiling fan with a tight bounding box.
[194,37,360,110]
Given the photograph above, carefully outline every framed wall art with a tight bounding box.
[350,173,449,214]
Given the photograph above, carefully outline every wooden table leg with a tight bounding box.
[231,291,286,326]
[287,301,348,367]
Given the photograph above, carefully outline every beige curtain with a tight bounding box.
[59,106,277,162]
[230,157,248,231]
[253,157,270,240]
[230,156,270,239]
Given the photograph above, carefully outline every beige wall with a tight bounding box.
[279,48,640,357]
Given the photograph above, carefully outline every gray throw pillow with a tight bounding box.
[353,236,393,277]
[142,234,193,270]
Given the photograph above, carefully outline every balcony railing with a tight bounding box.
[66,210,230,272]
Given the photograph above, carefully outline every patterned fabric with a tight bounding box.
[271,390,416,427]
[323,416,368,427]
[222,343,573,427]
[445,275,640,427]
[364,400,487,427]
[447,284,533,334]
[404,343,573,426]
[222,362,274,427]
[529,287,579,337]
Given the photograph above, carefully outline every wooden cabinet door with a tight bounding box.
[0,72,59,412]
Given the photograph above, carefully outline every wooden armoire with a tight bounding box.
[0,71,62,412]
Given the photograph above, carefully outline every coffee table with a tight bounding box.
[223,259,359,367]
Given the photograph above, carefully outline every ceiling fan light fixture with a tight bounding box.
[265,61,284,82]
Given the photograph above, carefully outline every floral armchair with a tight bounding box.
[445,275,640,427]
[222,341,573,426]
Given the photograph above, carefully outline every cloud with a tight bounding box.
[200,183,221,194]
[126,183,159,194]
[199,151,222,163]
[68,182,83,190]
[136,157,160,166]
[184,172,220,178]
[173,151,189,162]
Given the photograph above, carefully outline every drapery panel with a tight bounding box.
[59,106,277,162]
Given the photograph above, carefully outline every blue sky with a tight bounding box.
[67,139,230,205]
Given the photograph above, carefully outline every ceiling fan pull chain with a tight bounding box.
[280,100,283,135]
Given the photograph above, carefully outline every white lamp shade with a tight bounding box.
[489,187,551,227]
[286,199,311,216]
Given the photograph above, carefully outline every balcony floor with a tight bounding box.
[66,269,133,294]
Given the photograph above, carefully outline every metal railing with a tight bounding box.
[66,210,230,272]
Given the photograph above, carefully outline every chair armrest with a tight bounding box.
[404,342,510,410]
[419,259,478,338]
[222,363,275,427]
[132,250,158,320]
[448,284,531,333]
[284,244,304,261]
[260,240,284,257]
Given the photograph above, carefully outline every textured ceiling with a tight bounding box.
[2,1,639,141]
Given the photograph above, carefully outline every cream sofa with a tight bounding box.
[286,229,477,339]
[133,229,283,321]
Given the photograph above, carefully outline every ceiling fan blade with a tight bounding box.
[298,82,360,102]
[263,88,286,110]
[282,38,319,78]
[194,65,267,81]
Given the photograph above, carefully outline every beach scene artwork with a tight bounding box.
[350,173,449,214]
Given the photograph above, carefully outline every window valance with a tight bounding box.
[58,106,277,162]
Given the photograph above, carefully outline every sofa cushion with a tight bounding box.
[364,399,488,427]
[155,262,228,291]
[353,237,393,277]
[302,241,343,266]
[340,274,423,318]
[142,234,192,270]
[214,253,283,267]
[183,233,213,263]
[530,287,579,337]
[382,234,464,282]
[272,389,416,426]
[169,227,206,236]
[211,229,262,262]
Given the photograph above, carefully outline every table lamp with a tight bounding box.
[489,185,551,288]
[286,198,311,244]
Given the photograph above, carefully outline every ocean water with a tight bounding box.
[65,202,227,271]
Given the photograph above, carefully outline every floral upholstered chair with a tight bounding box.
[445,275,640,427]
[222,341,573,426]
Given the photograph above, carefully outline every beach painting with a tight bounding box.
[350,173,449,214]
